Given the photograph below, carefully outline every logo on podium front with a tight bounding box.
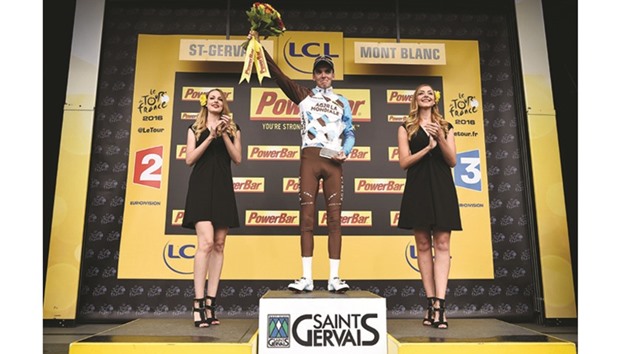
[267,314,291,348]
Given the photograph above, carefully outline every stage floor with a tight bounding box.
[43,318,577,354]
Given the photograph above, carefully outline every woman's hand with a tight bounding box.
[220,115,232,129]
[428,136,437,150]
[425,122,441,138]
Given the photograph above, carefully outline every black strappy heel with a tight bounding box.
[423,297,435,326]
[193,298,209,328]
[432,298,448,329]
[205,295,220,325]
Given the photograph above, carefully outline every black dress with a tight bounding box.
[398,122,462,231]
[182,124,240,229]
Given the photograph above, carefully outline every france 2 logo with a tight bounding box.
[133,146,163,188]
[454,149,482,191]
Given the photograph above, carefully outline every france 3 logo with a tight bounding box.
[267,314,291,348]
[454,149,482,191]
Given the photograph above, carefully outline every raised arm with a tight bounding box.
[250,31,310,104]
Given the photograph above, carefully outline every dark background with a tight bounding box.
[43,0,577,306]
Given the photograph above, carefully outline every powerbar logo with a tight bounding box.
[250,88,371,122]
[176,145,187,160]
[248,145,300,160]
[282,177,324,193]
[233,177,264,192]
[388,147,399,162]
[246,210,299,226]
[354,178,405,194]
[386,89,415,104]
[267,314,290,348]
[318,211,372,227]
[347,147,371,161]
[181,112,199,120]
[387,115,407,123]
[171,209,184,226]
[390,211,400,227]
[292,313,380,347]
[181,87,234,102]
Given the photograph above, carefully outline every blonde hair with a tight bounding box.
[404,84,449,140]
[192,88,238,140]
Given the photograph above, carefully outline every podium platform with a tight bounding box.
[65,296,575,354]
[65,318,576,354]
[259,290,387,354]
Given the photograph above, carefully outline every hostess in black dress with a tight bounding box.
[182,124,240,229]
[398,122,462,231]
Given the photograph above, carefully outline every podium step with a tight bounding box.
[68,318,258,354]
[387,318,576,354]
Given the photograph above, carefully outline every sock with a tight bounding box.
[329,258,340,279]
[302,257,312,280]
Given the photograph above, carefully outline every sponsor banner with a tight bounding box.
[389,211,400,227]
[283,177,324,193]
[388,147,399,162]
[180,86,234,102]
[250,88,371,122]
[180,112,198,120]
[171,209,184,226]
[233,177,265,193]
[248,145,300,160]
[386,89,415,104]
[119,34,493,280]
[347,146,371,161]
[179,39,275,61]
[318,211,372,227]
[246,210,300,226]
[354,178,405,194]
[387,115,406,122]
[259,291,387,354]
[277,31,344,80]
[354,41,446,65]
[176,145,186,160]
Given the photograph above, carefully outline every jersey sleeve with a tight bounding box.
[339,96,355,156]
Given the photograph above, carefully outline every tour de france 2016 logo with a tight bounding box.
[267,314,291,348]
[449,92,479,118]
[137,89,169,115]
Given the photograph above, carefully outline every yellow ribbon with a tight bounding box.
[239,37,270,84]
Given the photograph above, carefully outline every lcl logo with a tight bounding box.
[283,39,340,74]
[162,242,194,275]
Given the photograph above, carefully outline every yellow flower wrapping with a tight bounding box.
[239,37,270,84]
[239,2,285,85]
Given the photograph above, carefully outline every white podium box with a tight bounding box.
[259,290,387,354]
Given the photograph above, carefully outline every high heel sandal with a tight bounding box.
[432,298,448,329]
[422,297,435,326]
[193,298,209,328]
[205,295,220,325]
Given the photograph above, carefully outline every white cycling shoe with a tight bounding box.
[288,277,314,292]
[327,277,350,293]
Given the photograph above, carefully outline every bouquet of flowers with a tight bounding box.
[239,2,286,84]
[240,2,286,50]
